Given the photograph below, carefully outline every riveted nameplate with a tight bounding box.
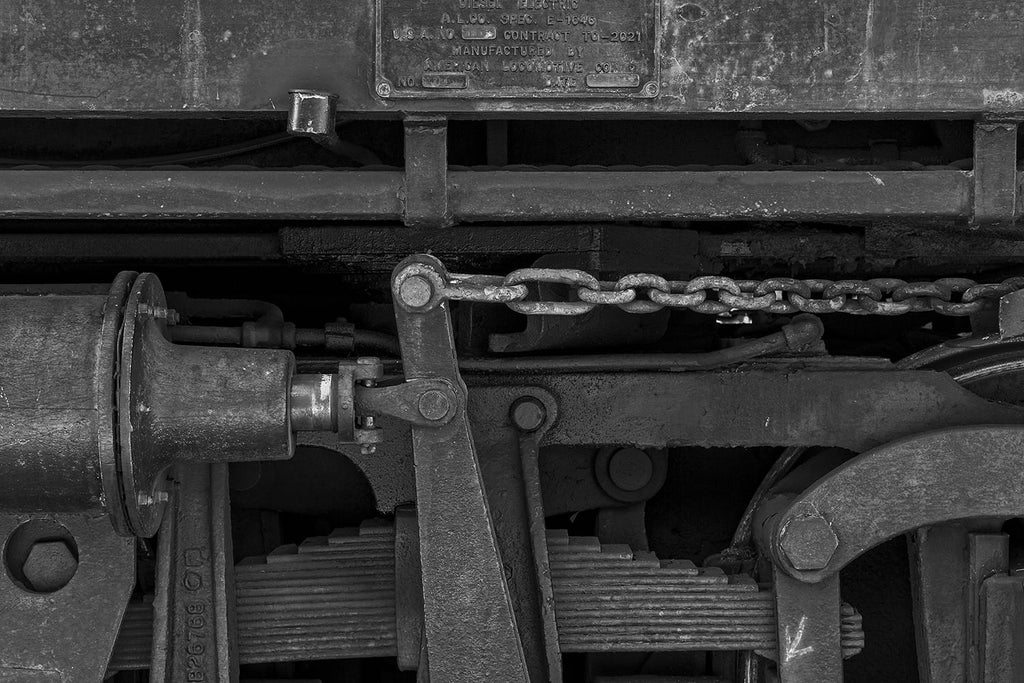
[375,0,660,98]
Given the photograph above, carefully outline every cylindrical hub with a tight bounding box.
[0,279,129,513]
[0,272,300,537]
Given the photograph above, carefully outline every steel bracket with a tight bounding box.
[0,512,134,681]
[355,377,460,428]
[758,425,1024,683]
[391,254,530,682]
[150,464,238,683]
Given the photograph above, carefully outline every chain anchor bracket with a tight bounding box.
[390,254,531,682]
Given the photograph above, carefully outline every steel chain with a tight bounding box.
[441,269,1024,317]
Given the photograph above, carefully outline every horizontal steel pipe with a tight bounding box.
[0,169,998,225]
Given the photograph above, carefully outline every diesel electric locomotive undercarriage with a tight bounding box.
[0,1,1023,681]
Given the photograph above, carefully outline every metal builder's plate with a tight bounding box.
[375,0,659,98]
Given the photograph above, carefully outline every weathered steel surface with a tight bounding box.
[773,569,844,683]
[450,170,975,222]
[909,524,981,683]
[472,367,1024,451]
[768,426,1024,584]
[119,273,295,537]
[150,464,238,683]
[0,170,405,219]
[304,365,1024,516]
[0,293,112,512]
[0,168,985,223]
[0,0,1021,113]
[475,390,562,682]
[376,0,659,99]
[0,513,134,681]
[108,526,867,669]
[980,576,1024,683]
[404,117,450,227]
[391,255,531,682]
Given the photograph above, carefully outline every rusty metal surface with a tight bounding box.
[0,0,1022,114]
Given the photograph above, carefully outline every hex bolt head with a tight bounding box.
[22,540,78,593]
[510,397,546,432]
[778,512,839,571]
[418,389,452,421]
[398,275,434,308]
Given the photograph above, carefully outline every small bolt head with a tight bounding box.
[778,513,839,571]
[510,397,546,432]
[22,541,78,593]
[376,81,392,98]
[417,389,452,421]
[398,275,434,308]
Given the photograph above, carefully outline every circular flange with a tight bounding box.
[96,271,138,537]
[118,273,171,537]
[594,446,668,503]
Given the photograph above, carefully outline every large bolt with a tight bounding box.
[606,447,654,492]
[22,540,78,593]
[778,512,839,571]
[510,397,546,432]
[398,275,434,308]
[418,389,452,421]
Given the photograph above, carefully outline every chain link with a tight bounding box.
[443,269,1024,317]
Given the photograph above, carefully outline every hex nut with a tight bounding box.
[778,513,838,571]
[22,540,78,593]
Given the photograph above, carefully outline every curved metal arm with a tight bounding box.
[764,425,1024,583]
